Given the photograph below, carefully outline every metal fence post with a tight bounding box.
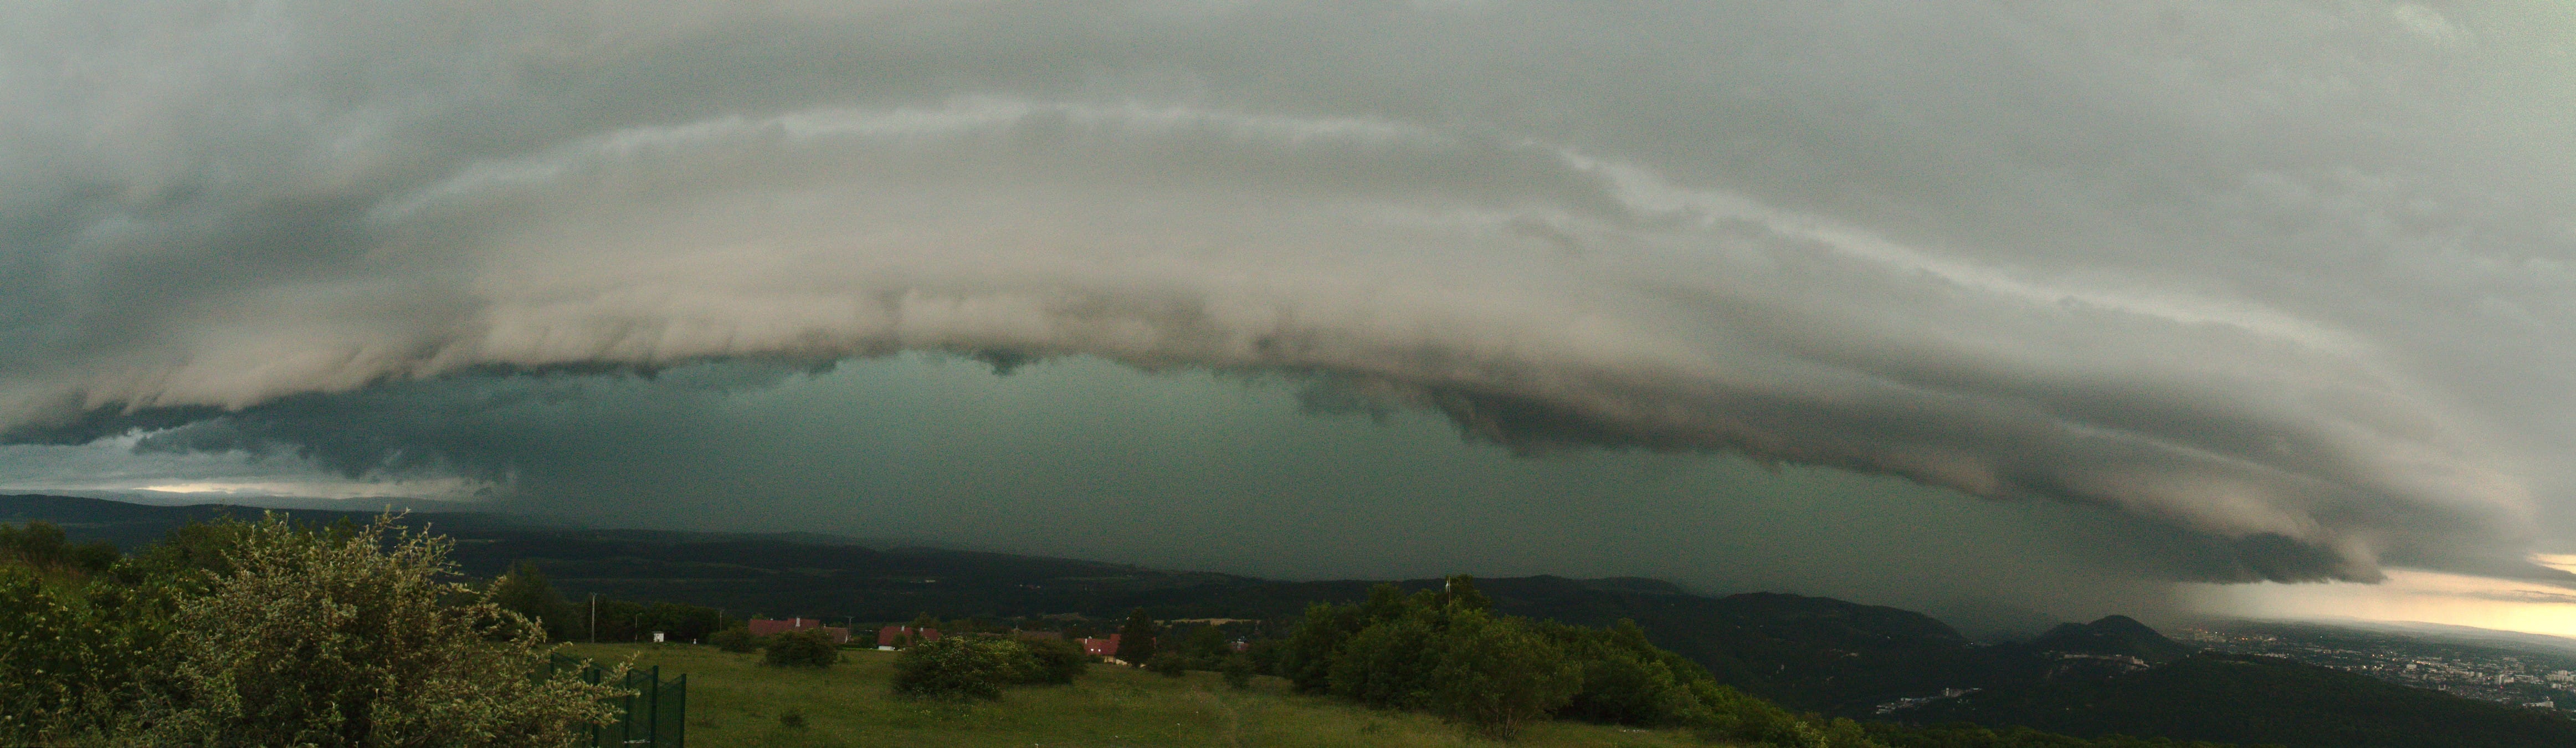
[669,673,687,748]
[645,665,661,746]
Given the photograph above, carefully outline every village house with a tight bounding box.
[1078,633,1124,663]
[878,624,942,649]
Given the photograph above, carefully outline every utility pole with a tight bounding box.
[589,593,598,644]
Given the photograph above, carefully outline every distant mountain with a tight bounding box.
[1906,652,2576,748]
[0,493,188,523]
[2028,614,2197,663]
[0,493,538,548]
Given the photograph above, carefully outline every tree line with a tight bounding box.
[487,560,731,644]
[1259,576,2252,747]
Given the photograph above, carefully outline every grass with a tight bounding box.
[562,643,1726,747]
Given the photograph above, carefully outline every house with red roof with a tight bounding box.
[878,624,942,648]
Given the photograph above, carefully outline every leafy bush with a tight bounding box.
[1179,624,1233,660]
[1279,601,1367,693]
[763,629,842,668]
[1687,678,1860,747]
[1147,652,1188,678]
[0,562,163,743]
[1292,578,1592,740]
[1547,618,1711,727]
[892,636,1037,700]
[1222,655,1254,690]
[1424,608,1583,740]
[136,514,626,746]
[1018,636,1089,684]
[709,625,757,653]
[1330,607,1443,708]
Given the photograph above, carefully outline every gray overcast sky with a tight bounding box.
[7,1,2576,632]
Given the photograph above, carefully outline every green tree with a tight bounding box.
[708,625,757,653]
[489,561,579,642]
[1359,582,1411,623]
[66,541,116,574]
[0,521,65,565]
[1182,624,1230,661]
[1018,637,1089,684]
[1551,618,1708,726]
[892,636,1037,700]
[1438,574,1492,612]
[763,629,841,668]
[1425,608,1583,740]
[138,514,624,746]
[635,601,728,642]
[1115,608,1159,665]
[1279,602,1367,693]
[115,518,254,588]
[577,597,649,643]
[1330,607,1445,709]
[0,521,119,575]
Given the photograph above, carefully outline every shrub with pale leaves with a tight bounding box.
[132,514,629,746]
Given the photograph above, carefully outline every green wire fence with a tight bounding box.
[553,655,687,747]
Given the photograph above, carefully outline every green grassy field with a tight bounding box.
[562,644,1727,747]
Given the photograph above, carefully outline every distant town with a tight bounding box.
[2178,621,2576,712]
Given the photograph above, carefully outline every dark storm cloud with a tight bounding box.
[5,1,2574,586]
[70,357,2254,630]
[122,362,816,479]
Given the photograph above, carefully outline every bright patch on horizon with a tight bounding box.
[134,478,490,501]
[2185,570,2576,640]
[2531,554,2576,575]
